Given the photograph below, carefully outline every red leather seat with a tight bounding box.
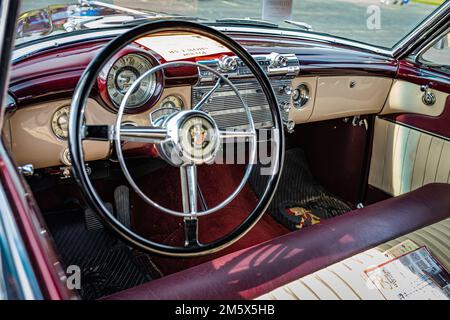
[103,183,450,300]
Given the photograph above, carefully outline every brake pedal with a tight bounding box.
[114,185,131,228]
[84,202,113,231]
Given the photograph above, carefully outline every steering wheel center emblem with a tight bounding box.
[158,110,220,166]
[189,123,209,148]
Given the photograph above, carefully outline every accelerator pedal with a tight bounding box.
[114,185,131,228]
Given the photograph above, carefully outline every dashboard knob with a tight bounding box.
[281,101,292,112]
[286,120,295,133]
[280,85,293,95]
[271,54,289,67]
[219,56,238,72]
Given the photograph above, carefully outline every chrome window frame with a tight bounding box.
[412,26,450,69]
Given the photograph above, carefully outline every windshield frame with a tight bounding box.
[11,0,450,62]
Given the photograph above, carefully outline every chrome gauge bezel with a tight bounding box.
[51,105,70,140]
[158,95,184,110]
[150,95,185,125]
[106,53,157,109]
[292,83,310,109]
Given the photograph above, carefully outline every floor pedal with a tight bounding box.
[84,203,113,231]
[114,185,131,228]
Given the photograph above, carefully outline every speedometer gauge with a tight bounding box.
[106,53,156,108]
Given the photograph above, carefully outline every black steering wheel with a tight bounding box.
[69,20,284,257]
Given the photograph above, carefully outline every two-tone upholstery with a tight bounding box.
[103,183,450,300]
[257,218,449,300]
[369,117,450,196]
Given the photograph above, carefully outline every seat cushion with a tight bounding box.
[257,218,450,300]
[103,183,450,300]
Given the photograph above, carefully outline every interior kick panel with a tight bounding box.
[369,117,450,196]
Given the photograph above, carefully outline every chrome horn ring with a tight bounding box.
[114,61,257,218]
[69,20,284,256]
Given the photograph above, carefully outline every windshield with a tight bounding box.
[17,0,447,49]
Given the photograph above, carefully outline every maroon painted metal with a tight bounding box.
[384,96,450,140]
[0,156,75,300]
[10,33,398,108]
[397,60,450,94]
[382,60,450,140]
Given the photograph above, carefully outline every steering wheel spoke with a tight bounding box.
[219,129,256,143]
[180,165,198,214]
[193,78,223,110]
[183,217,200,247]
[119,126,167,144]
[82,124,113,141]
[180,165,201,247]
[82,124,167,144]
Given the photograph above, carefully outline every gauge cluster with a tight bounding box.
[97,49,163,113]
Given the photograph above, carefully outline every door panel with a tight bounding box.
[369,117,450,196]
[368,57,450,198]
[381,79,448,117]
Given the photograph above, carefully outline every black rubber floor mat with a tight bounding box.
[250,148,351,230]
[46,211,160,300]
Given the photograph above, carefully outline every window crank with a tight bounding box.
[420,85,436,106]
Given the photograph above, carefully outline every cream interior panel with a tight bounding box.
[381,79,448,116]
[308,76,392,122]
[368,117,450,196]
[9,86,190,169]
[257,218,450,300]
[288,77,317,123]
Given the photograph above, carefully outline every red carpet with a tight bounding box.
[131,164,289,275]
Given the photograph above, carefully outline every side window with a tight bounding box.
[419,31,450,69]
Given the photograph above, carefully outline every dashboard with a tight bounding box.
[6,32,396,170]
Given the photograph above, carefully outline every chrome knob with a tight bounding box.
[281,101,292,112]
[219,56,238,72]
[280,85,293,95]
[271,54,289,67]
[286,120,295,133]
[420,85,436,106]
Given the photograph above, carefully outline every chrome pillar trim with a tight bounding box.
[392,2,450,59]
